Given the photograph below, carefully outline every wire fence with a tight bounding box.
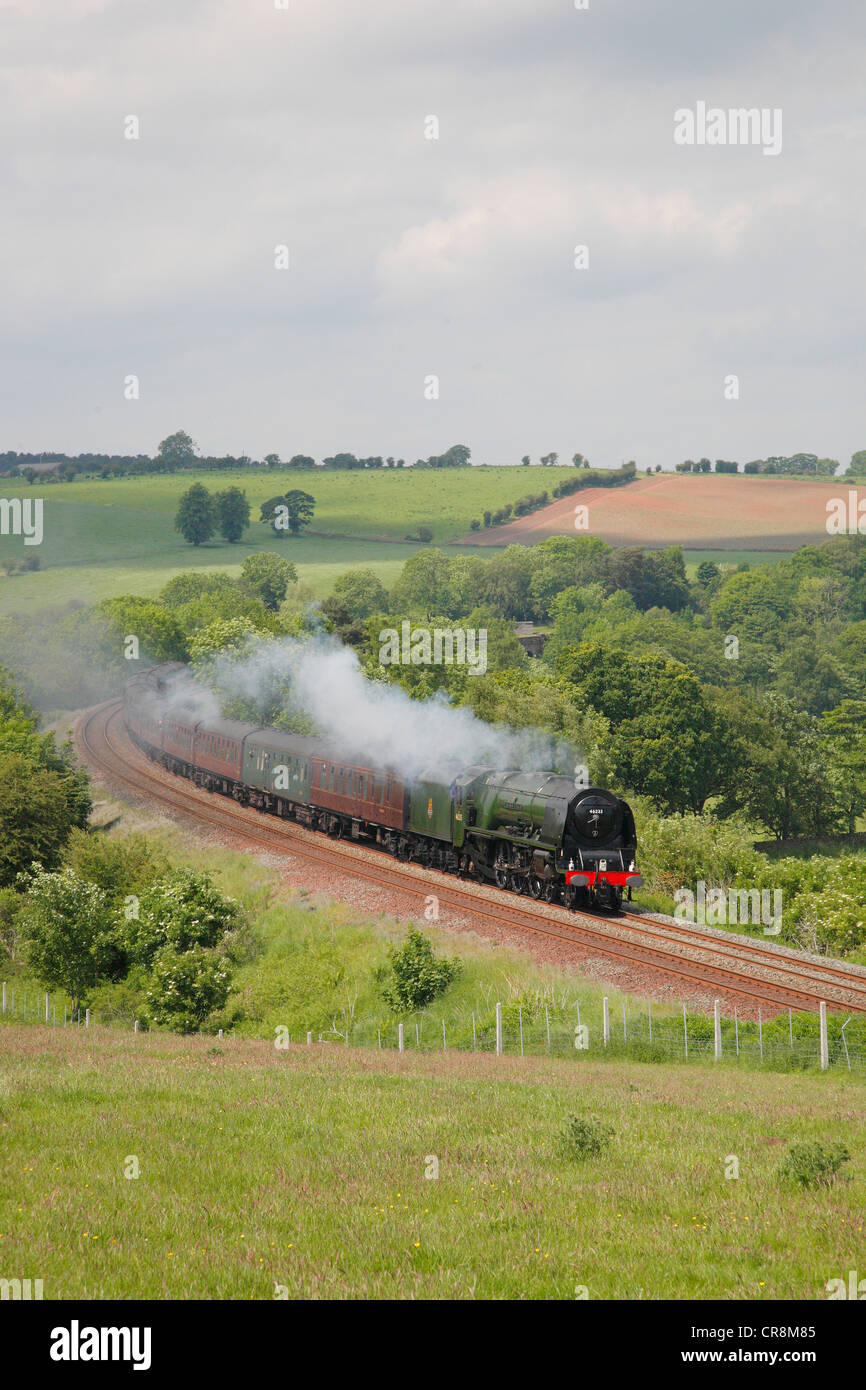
[5,981,864,1076]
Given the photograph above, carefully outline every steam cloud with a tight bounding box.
[186,635,581,782]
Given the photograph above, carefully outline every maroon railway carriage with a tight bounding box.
[192,717,250,790]
[161,714,197,770]
[310,756,408,832]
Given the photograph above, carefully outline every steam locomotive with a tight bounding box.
[124,663,642,912]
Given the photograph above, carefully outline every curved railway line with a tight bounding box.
[76,699,866,1019]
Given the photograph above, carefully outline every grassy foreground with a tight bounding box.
[0,1025,863,1300]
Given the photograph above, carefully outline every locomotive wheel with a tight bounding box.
[543,882,561,905]
[493,867,509,891]
[528,876,544,900]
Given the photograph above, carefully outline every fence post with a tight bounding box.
[85,1009,90,1029]
[648,999,652,1044]
[682,1003,688,1060]
[518,1005,524,1056]
[217,1028,223,1039]
[713,999,722,1061]
[134,1020,139,1034]
[819,1002,828,1071]
[758,1009,763,1062]
[576,1002,581,1032]
[306,1031,312,1045]
[734,1007,739,1057]
[472,1012,477,1051]
[602,997,610,1048]
[398,1023,404,1053]
[377,1029,381,1049]
[45,993,50,1024]
[442,1019,446,1052]
[495,1002,503,1056]
[789,1009,793,1051]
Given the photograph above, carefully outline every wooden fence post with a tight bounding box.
[713,999,722,1061]
[602,997,610,1048]
[819,1002,828,1071]
[495,1002,503,1056]
[682,1003,688,1060]
[398,1023,404,1053]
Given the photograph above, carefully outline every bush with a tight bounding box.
[378,928,462,1013]
[556,1114,615,1161]
[777,1141,850,1189]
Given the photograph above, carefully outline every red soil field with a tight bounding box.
[460,474,864,551]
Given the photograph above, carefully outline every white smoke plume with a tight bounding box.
[192,635,580,782]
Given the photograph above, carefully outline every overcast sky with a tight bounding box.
[1,0,863,469]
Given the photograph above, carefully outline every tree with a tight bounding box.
[215,487,250,543]
[390,550,455,617]
[696,560,721,588]
[571,453,589,468]
[19,867,116,1014]
[714,692,839,839]
[540,452,559,466]
[175,482,216,546]
[822,701,866,834]
[123,869,240,970]
[99,597,187,661]
[529,535,610,620]
[159,572,237,607]
[521,454,531,466]
[260,489,315,536]
[145,945,232,1033]
[0,753,90,886]
[157,431,197,467]
[263,453,281,468]
[240,553,298,610]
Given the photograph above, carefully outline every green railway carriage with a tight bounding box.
[242,729,317,804]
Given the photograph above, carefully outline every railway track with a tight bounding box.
[76,699,866,1018]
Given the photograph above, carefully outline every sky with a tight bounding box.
[0,0,863,469]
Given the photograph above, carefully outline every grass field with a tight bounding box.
[1,1023,863,1299]
[0,467,793,618]
[0,467,580,616]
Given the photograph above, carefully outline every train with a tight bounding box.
[124,663,642,913]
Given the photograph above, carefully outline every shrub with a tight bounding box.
[777,1141,850,1189]
[556,1114,615,1161]
[378,927,462,1013]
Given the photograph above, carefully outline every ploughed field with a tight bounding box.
[464,474,864,551]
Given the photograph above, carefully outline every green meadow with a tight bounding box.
[1,1023,863,1299]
